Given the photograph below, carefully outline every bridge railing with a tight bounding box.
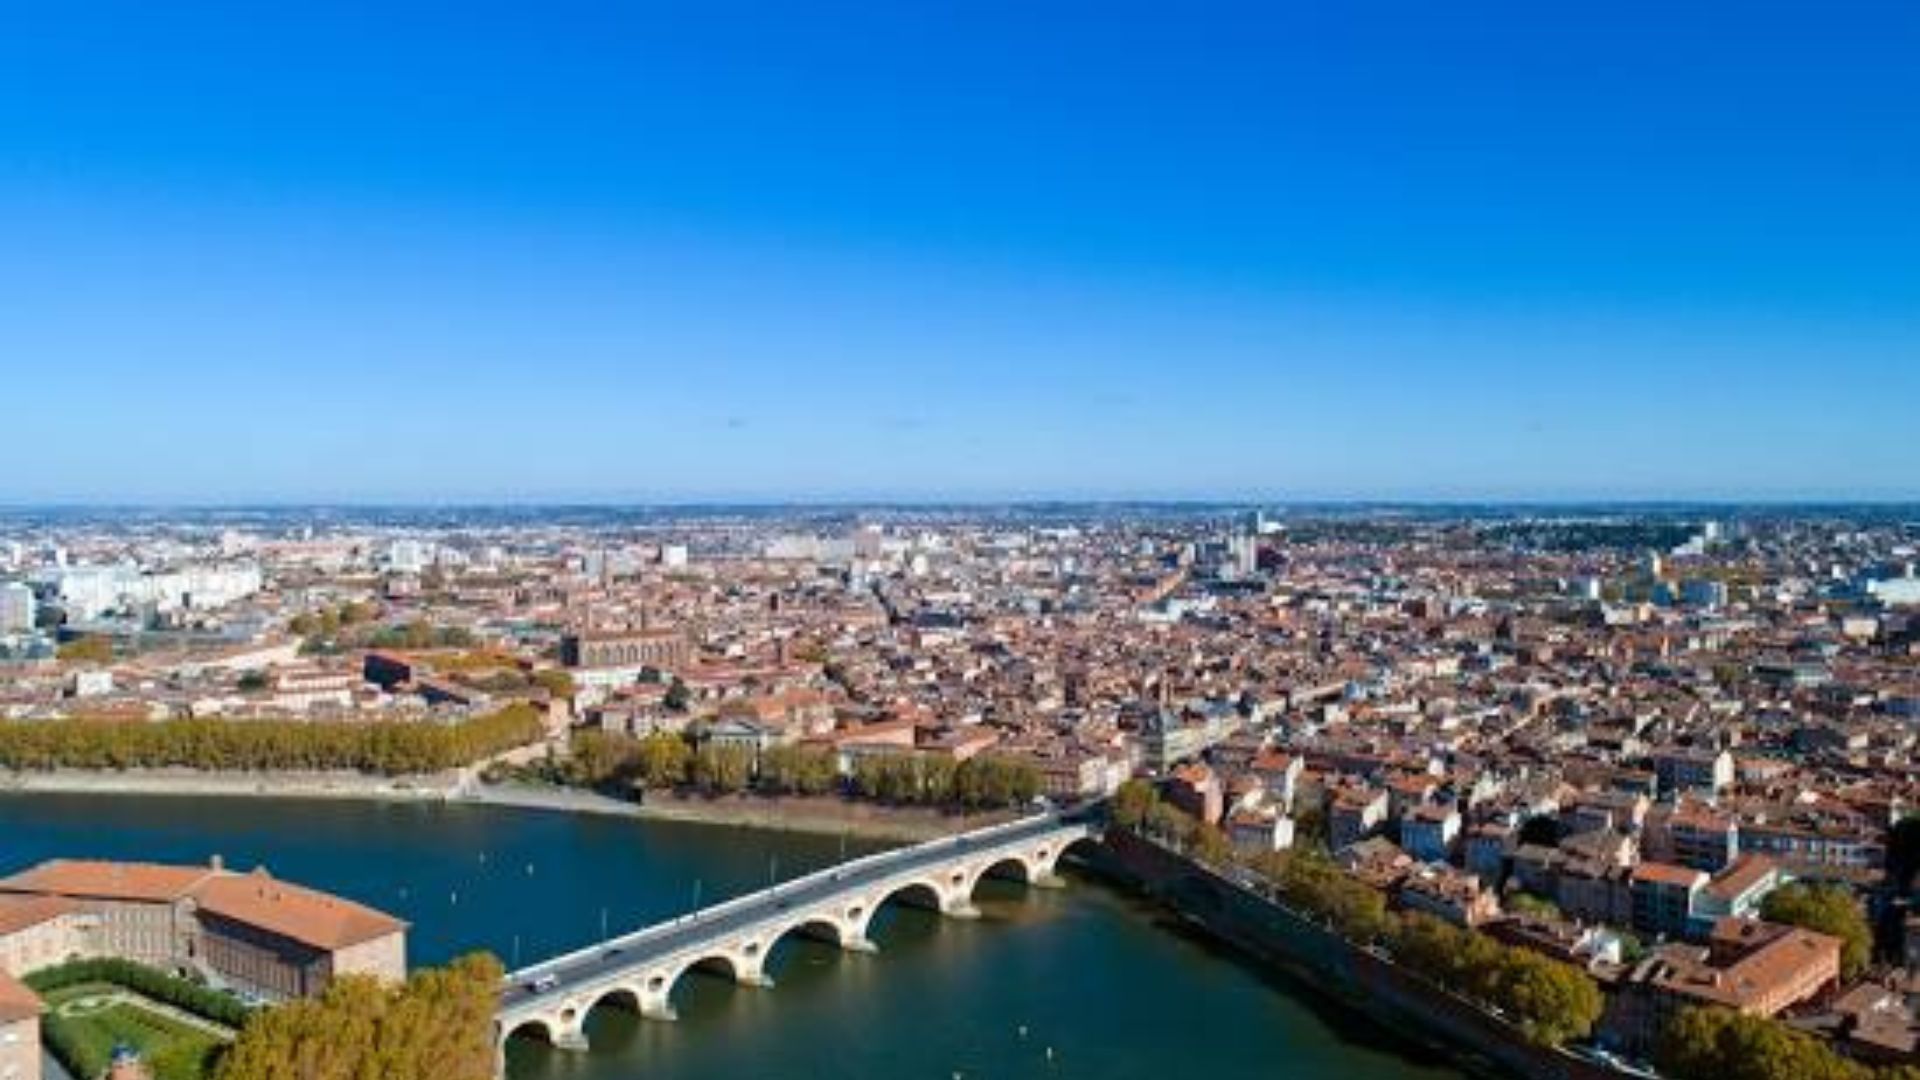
[503,811,1083,986]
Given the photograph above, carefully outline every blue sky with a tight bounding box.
[2,2,1916,503]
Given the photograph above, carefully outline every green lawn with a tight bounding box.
[41,982,228,1080]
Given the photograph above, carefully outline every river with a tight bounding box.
[0,794,1470,1080]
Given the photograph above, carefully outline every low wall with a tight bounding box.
[1089,832,1623,1080]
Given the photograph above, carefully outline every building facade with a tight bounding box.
[0,973,39,1080]
[0,859,406,1002]
[561,629,690,671]
[0,897,96,976]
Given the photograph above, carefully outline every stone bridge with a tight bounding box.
[495,811,1097,1066]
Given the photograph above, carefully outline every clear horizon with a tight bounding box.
[4,3,1916,502]
[5,496,1919,514]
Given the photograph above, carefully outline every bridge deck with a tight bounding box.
[497,810,1090,1019]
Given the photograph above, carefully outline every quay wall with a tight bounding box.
[1087,832,1624,1080]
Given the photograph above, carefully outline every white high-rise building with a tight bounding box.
[387,540,429,574]
[34,562,262,619]
[0,582,34,633]
[1226,533,1259,578]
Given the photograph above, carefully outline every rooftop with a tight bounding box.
[194,870,408,953]
[0,971,40,1025]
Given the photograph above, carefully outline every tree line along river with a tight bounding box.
[0,793,1471,1080]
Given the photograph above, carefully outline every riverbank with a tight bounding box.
[1085,832,1624,1080]
[470,783,1007,842]
[0,766,463,800]
[0,768,991,843]
[2,796,1475,1080]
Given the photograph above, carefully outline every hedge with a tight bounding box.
[27,957,251,1028]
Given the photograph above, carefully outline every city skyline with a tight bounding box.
[4,2,1917,502]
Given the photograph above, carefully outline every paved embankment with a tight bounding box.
[0,767,463,800]
[0,770,991,843]
[475,785,1006,842]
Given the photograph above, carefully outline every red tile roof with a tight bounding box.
[0,860,217,903]
[193,870,407,952]
[0,894,78,937]
[0,971,40,1024]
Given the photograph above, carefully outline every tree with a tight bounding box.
[852,754,920,804]
[1391,912,1466,980]
[635,732,693,789]
[0,704,545,776]
[1761,882,1872,980]
[1145,801,1197,846]
[1191,821,1232,865]
[1656,1006,1865,1080]
[1496,948,1603,1046]
[339,601,378,625]
[215,953,503,1080]
[953,756,1041,809]
[565,729,640,788]
[56,635,113,663]
[757,744,837,796]
[1111,778,1159,830]
[663,678,690,712]
[1291,803,1328,850]
[692,744,753,794]
[1386,911,1601,1047]
[919,755,958,805]
[530,669,576,700]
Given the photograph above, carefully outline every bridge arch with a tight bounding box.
[664,951,743,1000]
[583,984,643,1017]
[878,878,948,913]
[502,1016,555,1047]
[965,854,1036,897]
[767,914,851,952]
[1030,833,1101,879]
[855,877,952,940]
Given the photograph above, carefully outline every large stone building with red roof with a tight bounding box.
[0,857,406,1002]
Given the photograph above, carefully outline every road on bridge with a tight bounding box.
[498,810,1089,1015]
